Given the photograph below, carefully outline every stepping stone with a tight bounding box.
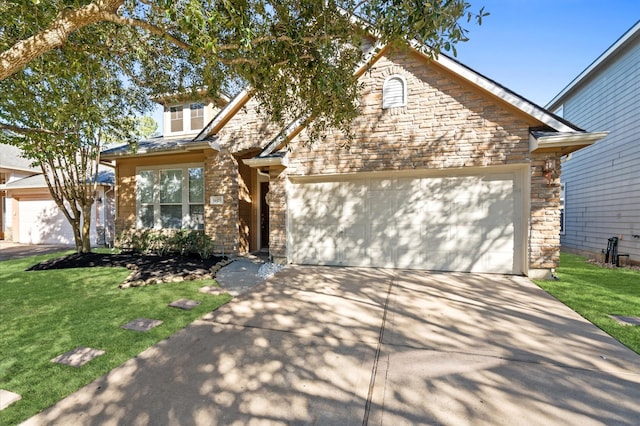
[169,299,201,310]
[121,318,163,332]
[51,347,105,368]
[609,315,640,326]
[199,285,227,295]
[0,389,22,411]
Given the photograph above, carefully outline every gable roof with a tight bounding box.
[0,143,39,173]
[4,168,114,190]
[547,20,640,110]
[254,42,588,160]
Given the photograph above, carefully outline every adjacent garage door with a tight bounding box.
[288,169,524,274]
[17,199,76,245]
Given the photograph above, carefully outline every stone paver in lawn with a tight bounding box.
[121,318,163,332]
[51,347,106,368]
[609,315,640,326]
[168,299,201,310]
[0,389,22,411]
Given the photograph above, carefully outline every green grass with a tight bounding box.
[0,251,232,425]
[535,252,640,355]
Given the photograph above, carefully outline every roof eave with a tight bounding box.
[529,131,609,155]
[242,155,288,168]
[100,140,218,161]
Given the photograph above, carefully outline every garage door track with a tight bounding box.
[24,266,640,425]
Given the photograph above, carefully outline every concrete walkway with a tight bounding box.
[22,266,640,425]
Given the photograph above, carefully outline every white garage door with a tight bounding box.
[18,199,76,245]
[288,170,524,274]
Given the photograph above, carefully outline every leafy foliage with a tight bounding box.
[116,229,214,259]
[1,1,488,141]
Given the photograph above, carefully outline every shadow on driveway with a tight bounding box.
[22,266,640,425]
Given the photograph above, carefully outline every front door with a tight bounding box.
[260,182,269,249]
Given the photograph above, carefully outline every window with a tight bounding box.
[190,103,205,130]
[170,106,183,132]
[382,75,407,109]
[136,164,204,230]
[560,182,566,236]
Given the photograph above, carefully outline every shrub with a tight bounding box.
[116,229,214,259]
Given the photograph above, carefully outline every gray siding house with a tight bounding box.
[547,20,640,264]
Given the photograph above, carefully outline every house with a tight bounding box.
[546,20,640,265]
[1,143,115,246]
[0,143,40,240]
[101,42,607,279]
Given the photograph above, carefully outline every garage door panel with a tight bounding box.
[289,170,522,274]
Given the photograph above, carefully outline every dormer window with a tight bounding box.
[190,103,204,130]
[170,106,183,132]
[383,75,407,109]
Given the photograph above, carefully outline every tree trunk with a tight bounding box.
[81,203,93,253]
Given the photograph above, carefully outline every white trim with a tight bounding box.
[426,49,577,133]
[547,20,640,109]
[243,156,288,168]
[135,163,204,230]
[382,74,407,109]
[194,89,250,141]
[529,131,608,153]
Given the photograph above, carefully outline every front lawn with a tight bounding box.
[0,251,231,425]
[536,252,640,355]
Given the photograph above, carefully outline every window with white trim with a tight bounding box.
[382,75,407,109]
[136,164,204,230]
[170,106,183,133]
[190,103,205,130]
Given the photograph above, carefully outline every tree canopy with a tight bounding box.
[1,1,487,138]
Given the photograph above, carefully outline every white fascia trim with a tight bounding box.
[259,116,308,157]
[433,53,576,133]
[100,141,214,160]
[547,20,640,109]
[529,131,609,153]
[194,89,250,141]
[259,40,385,156]
[406,40,576,133]
[243,156,288,168]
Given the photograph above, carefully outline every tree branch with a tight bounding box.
[0,0,124,81]
[0,123,68,136]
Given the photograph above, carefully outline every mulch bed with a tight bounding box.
[27,252,229,288]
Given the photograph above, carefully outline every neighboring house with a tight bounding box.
[546,20,640,264]
[0,143,40,240]
[1,143,115,246]
[102,42,606,279]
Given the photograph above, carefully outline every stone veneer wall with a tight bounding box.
[204,149,239,254]
[270,48,563,276]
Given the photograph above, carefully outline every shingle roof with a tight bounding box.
[5,169,114,189]
[100,136,209,159]
[0,143,39,172]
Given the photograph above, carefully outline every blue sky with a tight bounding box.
[454,0,640,107]
[153,2,640,132]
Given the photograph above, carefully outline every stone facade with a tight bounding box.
[110,46,567,277]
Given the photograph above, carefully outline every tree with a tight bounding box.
[0,46,145,253]
[0,1,487,253]
[1,1,487,138]
[136,116,159,139]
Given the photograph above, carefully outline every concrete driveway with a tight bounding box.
[24,266,640,425]
[0,241,72,261]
